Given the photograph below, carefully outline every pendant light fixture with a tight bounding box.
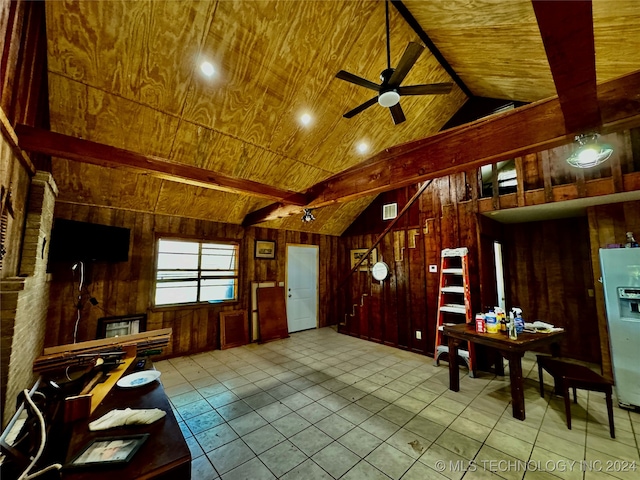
[566,133,613,169]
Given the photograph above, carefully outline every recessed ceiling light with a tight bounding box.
[200,61,215,77]
[300,113,312,126]
[357,142,369,154]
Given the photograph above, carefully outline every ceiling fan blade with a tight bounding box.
[343,96,379,118]
[390,103,406,125]
[388,42,424,86]
[398,83,453,96]
[336,71,380,91]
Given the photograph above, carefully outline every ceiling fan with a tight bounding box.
[336,0,453,125]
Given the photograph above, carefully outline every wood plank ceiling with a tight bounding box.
[43,0,640,235]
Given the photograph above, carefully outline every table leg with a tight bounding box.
[495,350,505,377]
[550,342,561,357]
[504,351,525,420]
[448,337,461,392]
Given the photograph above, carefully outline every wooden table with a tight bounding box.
[62,362,191,480]
[442,323,564,421]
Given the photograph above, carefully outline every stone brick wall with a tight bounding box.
[1,172,57,427]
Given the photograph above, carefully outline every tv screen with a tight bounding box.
[48,219,130,263]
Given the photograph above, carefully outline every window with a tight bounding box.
[154,238,239,307]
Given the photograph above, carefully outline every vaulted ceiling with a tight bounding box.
[41,0,640,235]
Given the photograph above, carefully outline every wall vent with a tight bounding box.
[382,203,398,220]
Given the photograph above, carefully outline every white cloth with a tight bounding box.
[89,408,166,431]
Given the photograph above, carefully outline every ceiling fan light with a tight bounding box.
[566,133,613,168]
[378,90,400,108]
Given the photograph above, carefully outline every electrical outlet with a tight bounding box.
[588,288,595,297]
[429,264,437,273]
[415,330,422,340]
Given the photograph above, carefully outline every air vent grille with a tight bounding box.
[382,203,398,220]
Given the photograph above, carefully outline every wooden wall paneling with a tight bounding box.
[383,233,398,346]
[622,201,640,237]
[115,209,133,312]
[423,219,439,355]
[408,227,427,353]
[543,221,564,323]
[522,153,542,191]
[514,157,525,207]
[441,204,458,249]
[208,308,219,350]
[193,308,207,351]
[369,284,382,343]
[320,235,329,328]
[630,128,640,172]
[617,131,634,175]
[609,135,625,192]
[491,163,499,210]
[1,0,24,116]
[546,143,574,187]
[574,162,587,197]
[541,150,554,203]
[587,208,612,377]
[137,213,154,314]
[394,228,409,349]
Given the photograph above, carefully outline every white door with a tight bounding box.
[286,245,318,332]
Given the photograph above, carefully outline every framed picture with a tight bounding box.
[350,248,377,271]
[67,434,149,468]
[255,240,276,259]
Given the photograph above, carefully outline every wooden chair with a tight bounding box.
[536,355,615,438]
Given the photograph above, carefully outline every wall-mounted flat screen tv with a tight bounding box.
[48,219,130,263]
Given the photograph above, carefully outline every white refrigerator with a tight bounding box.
[600,248,640,408]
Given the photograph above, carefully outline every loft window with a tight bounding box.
[481,159,518,197]
[154,238,239,307]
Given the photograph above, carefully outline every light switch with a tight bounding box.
[415,330,422,340]
[429,264,437,273]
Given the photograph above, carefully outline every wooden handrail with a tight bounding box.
[338,179,433,289]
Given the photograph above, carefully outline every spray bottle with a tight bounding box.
[508,311,518,340]
[511,307,524,334]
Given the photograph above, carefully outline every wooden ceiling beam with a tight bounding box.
[242,69,640,225]
[304,69,640,209]
[241,202,305,226]
[532,0,600,133]
[14,125,309,205]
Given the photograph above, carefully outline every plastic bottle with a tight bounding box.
[496,307,506,333]
[485,309,498,334]
[512,307,525,334]
[508,312,518,340]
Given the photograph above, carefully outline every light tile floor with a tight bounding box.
[155,327,640,480]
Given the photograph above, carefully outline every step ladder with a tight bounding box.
[434,247,476,377]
